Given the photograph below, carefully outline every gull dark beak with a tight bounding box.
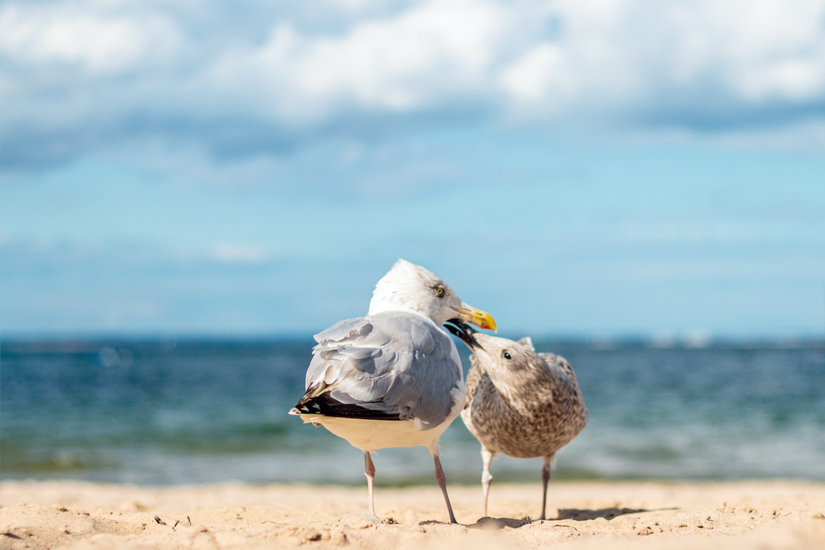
[444,319,481,350]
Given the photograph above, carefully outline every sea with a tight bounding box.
[2,336,824,486]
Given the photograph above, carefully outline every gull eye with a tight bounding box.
[435,285,445,297]
[502,350,512,360]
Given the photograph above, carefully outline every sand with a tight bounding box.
[1,480,824,550]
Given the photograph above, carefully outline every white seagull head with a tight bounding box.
[368,259,496,331]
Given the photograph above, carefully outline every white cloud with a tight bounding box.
[208,0,825,121]
[323,0,393,14]
[210,242,270,263]
[500,43,571,103]
[0,4,182,74]
[3,0,825,169]
[737,59,825,101]
[204,0,511,120]
[682,0,825,102]
[619,221,756,245]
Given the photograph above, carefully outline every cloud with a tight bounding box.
[2,0,825,171]
[0,4,181,74]
[500,43,575,104]
[185,0,517,134]
[210,242,270,263]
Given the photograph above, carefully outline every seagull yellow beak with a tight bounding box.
[453,305,497,332]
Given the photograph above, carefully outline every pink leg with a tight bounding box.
[481,448,495,517]
[433,454,457,524]
[364,451,376,516]
[540,455,552,520]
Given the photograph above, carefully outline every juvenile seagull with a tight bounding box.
[290,259,496,523]
[452,329,587,521]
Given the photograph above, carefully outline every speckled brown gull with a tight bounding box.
[454,329,587,520]
[289,259,496,524]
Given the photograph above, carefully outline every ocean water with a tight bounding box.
[2,337,824,486]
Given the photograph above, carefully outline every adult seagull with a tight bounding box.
[290,259,496,523]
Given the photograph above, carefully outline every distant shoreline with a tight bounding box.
[3,334,824,347]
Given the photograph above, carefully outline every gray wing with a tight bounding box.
[293,312,461,430]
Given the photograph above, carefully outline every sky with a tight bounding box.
[1,0,825,340]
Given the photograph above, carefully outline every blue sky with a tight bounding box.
[2,0,825,340]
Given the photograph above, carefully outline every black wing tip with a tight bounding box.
[444,319,481,349]
[291,392,403,421]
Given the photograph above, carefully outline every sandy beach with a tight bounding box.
[2,480,824,550]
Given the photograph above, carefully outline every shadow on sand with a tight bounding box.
[556,507,653,520]
[450,506,673,529]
